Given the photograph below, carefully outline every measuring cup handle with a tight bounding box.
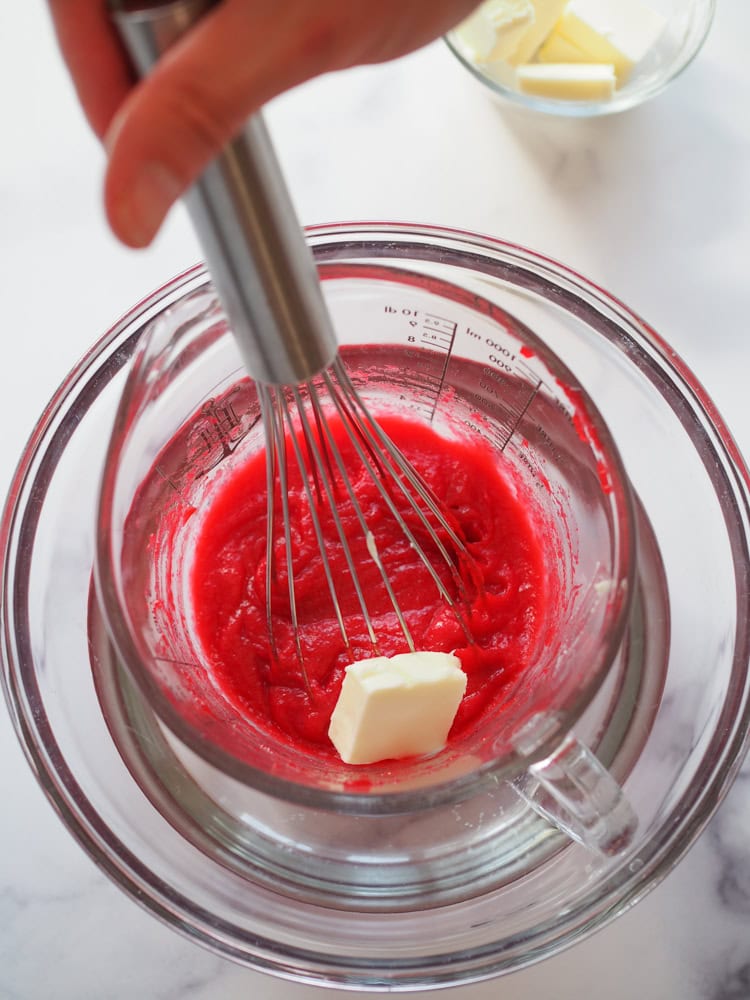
[513,732,637,856]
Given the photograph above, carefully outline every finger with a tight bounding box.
[104,0,478,247]
[47,0,135,138]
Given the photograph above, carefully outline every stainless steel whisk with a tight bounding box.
[112,0,474,679]
[257,360,475,682]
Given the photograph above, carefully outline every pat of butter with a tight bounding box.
[516,62,616,100]
[537,30,590,64]
[328,651,467,765]
[454,0,535,63]
[555,0,667,81]
[510,0,569,65]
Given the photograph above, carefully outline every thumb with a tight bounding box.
[104,2,354,247]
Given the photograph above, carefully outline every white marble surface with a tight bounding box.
[2,4,750,998]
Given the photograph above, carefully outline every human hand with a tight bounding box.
[48,0,479,248]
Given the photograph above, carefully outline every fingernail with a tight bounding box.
[111,163,182,248]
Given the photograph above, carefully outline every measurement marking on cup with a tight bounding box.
[419,314,458,422]
[400,372,443,395]
[499,378,541,452]
[422,313,458,349]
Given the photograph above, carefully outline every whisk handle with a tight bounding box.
[109,0,338,385]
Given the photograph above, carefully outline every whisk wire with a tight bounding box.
[278,389,353,673]
[323,363,474,643]
[289,384,378,654]
[266,387,310,690]
[260,385,278,662]
[309,392,342,502]
[307,385,414,654]
[331,360,474,585]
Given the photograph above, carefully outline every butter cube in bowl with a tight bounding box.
[446,0,715,116]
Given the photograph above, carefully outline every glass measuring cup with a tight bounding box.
[95,226,637,872]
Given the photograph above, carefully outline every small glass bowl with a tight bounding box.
[445,0,716,117]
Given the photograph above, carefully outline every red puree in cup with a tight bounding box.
[190,413,548,762]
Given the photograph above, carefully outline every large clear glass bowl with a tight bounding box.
[2,223,749,990]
